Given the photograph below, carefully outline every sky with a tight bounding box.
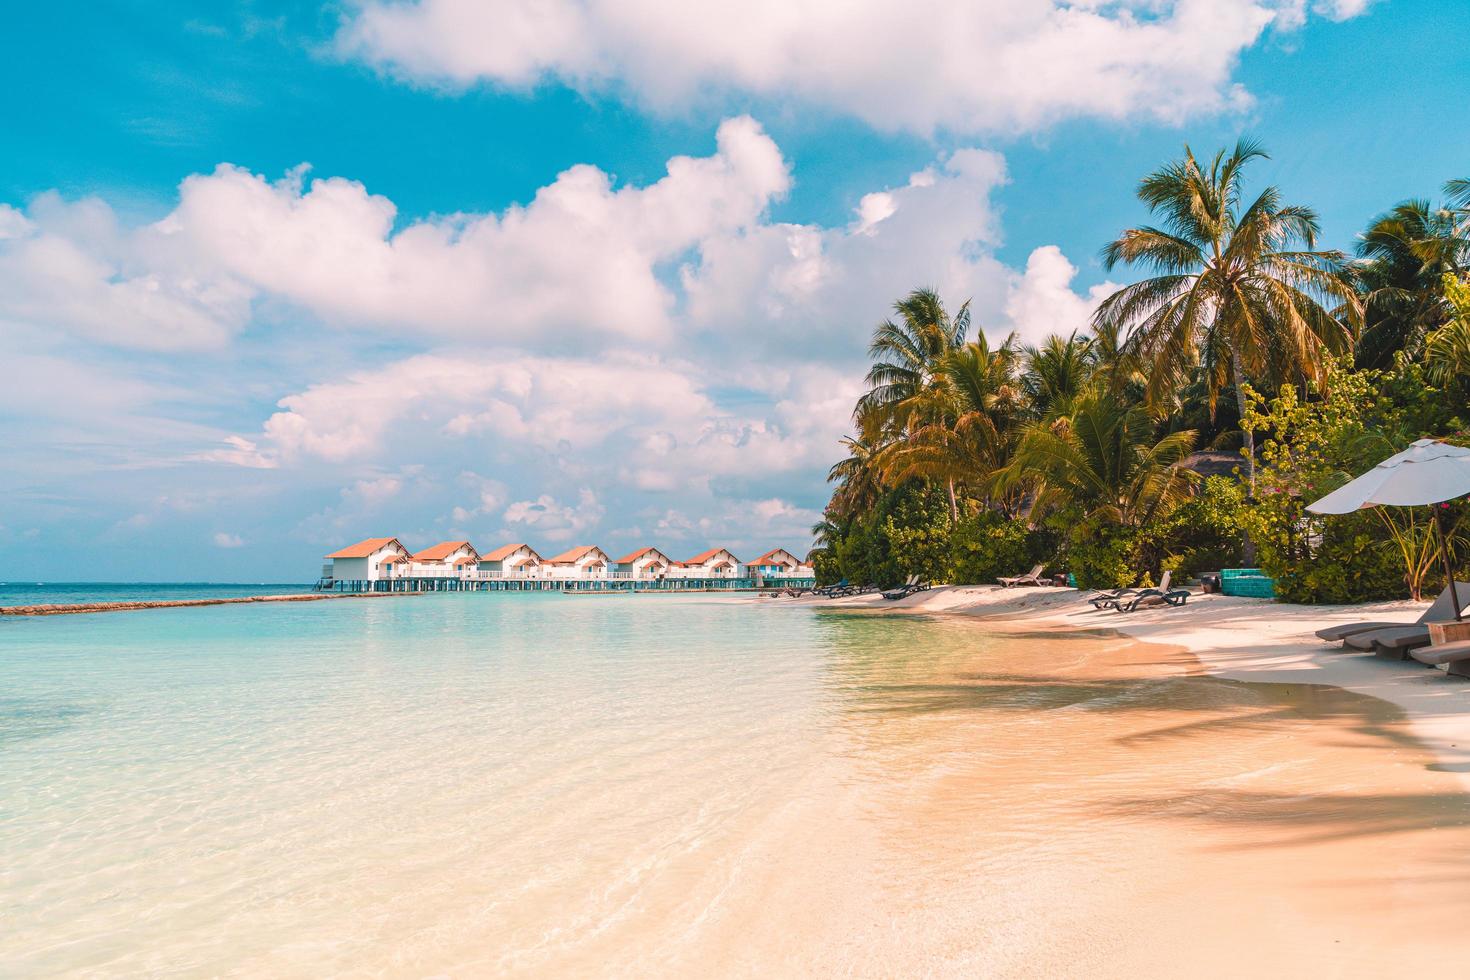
[2,0,1468,581]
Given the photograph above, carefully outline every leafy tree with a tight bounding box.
[1002,392,1198,534]
[1020,331,1095,418]
[1095,139,1358,493]
[1353,200,1468,368]
[1425,273,1470,388]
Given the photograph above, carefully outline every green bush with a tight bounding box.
[1145,476,1246,580]
[948,512,1051,584]
[1065,527,1140,590]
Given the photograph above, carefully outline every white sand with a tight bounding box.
[786,584,1470,787]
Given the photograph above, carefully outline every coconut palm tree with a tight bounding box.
[1353,199,1469,368]
[856,288,971,428]
[879,333,1024,521]
[1094,139,1358,493]
[999,392,1199,533]
[1425,273,1470,388]
[1020,331,1096,418]
[826,434,886,520]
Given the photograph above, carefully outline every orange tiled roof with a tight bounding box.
[481,543,532,562]
[379,553,407,564]
[753,549,797,566]
[325,537,401,559]
[685,547,738,565]
[614,546,667,565]
[547,545,603,564]
[413,540,478,562]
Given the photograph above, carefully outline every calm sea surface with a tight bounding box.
[0,582,311,606]
[6,591,1470,976]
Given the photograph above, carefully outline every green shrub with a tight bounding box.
[948,512,1051,584]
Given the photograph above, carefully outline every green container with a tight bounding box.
[1220,568,1277,599]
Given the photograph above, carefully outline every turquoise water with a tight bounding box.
[11,593,1460,975]
[1,592,921,975]
[0,582,311,606]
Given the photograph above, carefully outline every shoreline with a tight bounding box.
[788,584,1470,788]
[0,591,416,617]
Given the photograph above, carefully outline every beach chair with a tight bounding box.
[1339,582,1470,657]
[881,575,919,601]
[812,578,849,598]
[1411,640,1470,677]
[1091,571,1170,611]
[998,564,1045,588]
[1117,585,1190,613]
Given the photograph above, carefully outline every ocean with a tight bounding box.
[5,589,1470,976]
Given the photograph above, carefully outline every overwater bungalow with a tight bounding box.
[479,543,543,578]
[317,537,813,592]
[675,548,741,579]
[613,547,674,579]
[545,545,611,580]
[412,540,481,572]
[324,537,413,583]
[747,548,811,578]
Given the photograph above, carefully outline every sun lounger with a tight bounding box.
[1091,571,1171,611]
[1410,640,1470,677]
[882,575,919,601]
[1344,625,1438,659]
[1117,587,1190,613]
[1334,582,1470,655]
[812,579,849,598]
[998,564,1045,588]
[1315,622,1407,642]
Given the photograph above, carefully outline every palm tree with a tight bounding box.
[879,333,1024,521]
[856,288,971,428]
[999,392,1199,533]
[1020,331,1095,418]
[1094,139,1358,494]
[826,434,885,520]
[1425,273,1470,388]
[1353,199,1469,368]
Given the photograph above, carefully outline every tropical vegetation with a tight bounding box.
[813,143,1470,601]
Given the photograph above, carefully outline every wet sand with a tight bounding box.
[677,620,1470,977]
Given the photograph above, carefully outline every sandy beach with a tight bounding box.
[794,583,1470,784]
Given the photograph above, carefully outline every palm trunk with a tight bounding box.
[946,477,959,527]
[1231,351,1258,566]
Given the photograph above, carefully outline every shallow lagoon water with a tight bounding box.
[4,593,1470,976]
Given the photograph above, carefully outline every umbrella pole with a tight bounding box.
[1436,506,1463,621]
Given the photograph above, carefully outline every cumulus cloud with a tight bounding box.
[336,0,1366,133]
[1,117,788,352]
[681,148,1013,356]
[217,351,857,495]
[0,194,252,350]
[1003,246,1119,347]
[212,531,245,548]
[503,489,605,542]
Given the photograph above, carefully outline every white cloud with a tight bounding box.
[336,0,1366,134]
[503,489,605,542]
[0,117,788,352]
[1003,246,1119,347]
[681,148,1015,357]
[0,194,252,351]
[220,351,856,494]
[212,531,245,548]
[450,472,509,523]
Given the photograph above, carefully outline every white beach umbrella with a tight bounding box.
[1306,438,1470,620]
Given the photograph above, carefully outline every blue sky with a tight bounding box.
[2,0,1467,581]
